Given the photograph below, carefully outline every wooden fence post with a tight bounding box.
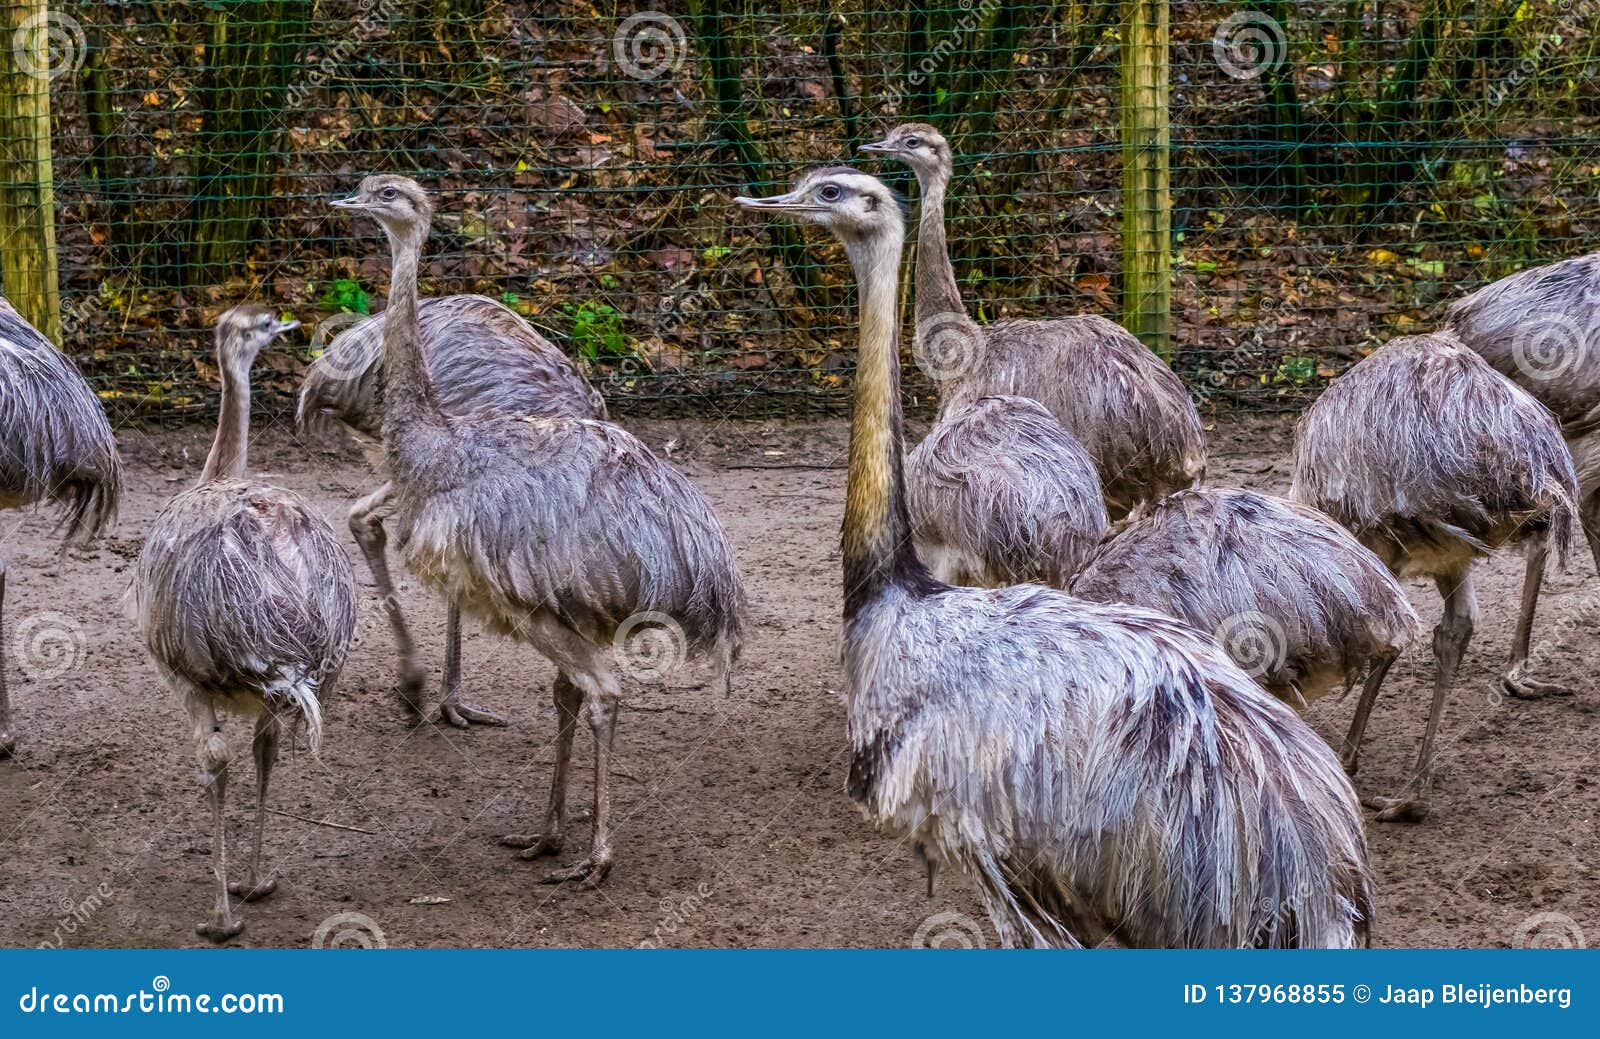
[1120,0,1171,359]
[0,0,62,343]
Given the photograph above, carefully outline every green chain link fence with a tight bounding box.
[1,0,1596,423]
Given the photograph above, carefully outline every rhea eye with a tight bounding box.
[381,187,398,200]
[818,184,842,202]
[904,136,922,149]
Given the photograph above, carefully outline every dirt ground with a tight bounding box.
[1,412,1596,949]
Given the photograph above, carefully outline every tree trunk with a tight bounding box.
[0,0,62,342]
[1119,0,1171,359]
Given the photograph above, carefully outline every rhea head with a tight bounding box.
[735,168,904,260]
[330,175,434,243]
[215,304,299,366]
[858,123,951,181]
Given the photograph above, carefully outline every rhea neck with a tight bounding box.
[910,160,973,346]
[377,216,447,437]
[200,340,255,483]
[839,219,932,618]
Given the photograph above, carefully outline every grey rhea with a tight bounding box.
[1292,332,1577,822]
[298,293,606,728]
[738,168,1372,948]
[860,124,1205,520]
[133,306,356,942]
[1446,252,1600,696]
[331,176,746,886]
[906,394,1107,586]
[1072,488,1419,772]
[0,296,123,758]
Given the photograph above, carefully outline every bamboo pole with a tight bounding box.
[0,0,63,342]
[1119,0,1170,359]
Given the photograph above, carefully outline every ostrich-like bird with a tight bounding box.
[1072,488,1419,772]
[0,297,122,758]
[299,294,606,727]
[738,169,1372,948]
[1447,252,1600,696]
[906,395,1107,587]
[331,176,745,886]
[860,124,1204,519]
[1292,332,1577,822]
[134,306,356,941]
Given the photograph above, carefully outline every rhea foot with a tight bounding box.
[1501,669,1575,701]
[501,833,563,859]
[439,695,508,729]
[397,673,427,718]
[196,915,245,943]
[539,855,613,889]
[0,731,14,759]
[228,875,278,902]
[1339,752,1359,779]
[1363,793,1430,823]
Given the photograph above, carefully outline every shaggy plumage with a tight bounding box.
[0,296,122,757]
[860,125,1205,518]
[134,305,356,941]
[740,167,1372,948]
[1292,331,1577,819]
[1072,488,1418,714]
[1446,252,1600,601]
[298,292,606,727]
[333,176,745,886]
[906,395,1107,587]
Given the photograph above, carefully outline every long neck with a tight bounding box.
[912,167,968,334]
[841,225,929,617]
[200,346,251,482]
[380,223,446,435]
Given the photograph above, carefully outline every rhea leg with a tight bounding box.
[1582,489,1600,578]
[1340,650,1398,777]
[0,553,13,758]
[542,674,619,888]
[1502,531,1573,699]
[229,712,280,902]
[192,702,243,941]
[438,602,508,728]
[501,672,580,858]
[1366,569,1476,823]
[348,483,425,715]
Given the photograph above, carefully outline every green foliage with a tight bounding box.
[319,278,370,315]
[564,299,629,360]
[1274,354,1318,386]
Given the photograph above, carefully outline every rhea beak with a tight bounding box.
[858,139,898,155]
[734,189,821,213]
[274,318,301,336]
[329,194,369,210]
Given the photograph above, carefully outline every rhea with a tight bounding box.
[0,296,122,758]
[860,124,1204,519]
[1293,332,1577,821]
[1071,488,1419,774]
[330,176,745,886]
[738,169,1372,948]
[133,306,356,941]
[299,294,606,727]
[1446,252,1600,696]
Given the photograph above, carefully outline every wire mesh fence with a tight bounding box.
[1,0,1597,423]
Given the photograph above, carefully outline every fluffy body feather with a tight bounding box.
[1072,488,1418,706]
[907,395,1107,587]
